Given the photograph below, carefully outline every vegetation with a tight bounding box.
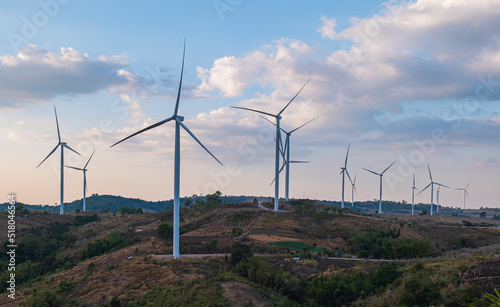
[156,222,174,240]
[349,228,432,259]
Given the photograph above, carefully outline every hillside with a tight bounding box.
[1,198,500,306]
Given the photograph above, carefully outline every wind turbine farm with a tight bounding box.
[4,1,500,305]
[231,78,310,211]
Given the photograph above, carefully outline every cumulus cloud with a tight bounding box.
[317,16,337,39]
[194,0,500,149]
[0,45,131,107]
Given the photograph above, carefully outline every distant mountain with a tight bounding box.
[0,194,272,213]
[2,194,497,216]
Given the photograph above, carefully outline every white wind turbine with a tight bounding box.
[349,174,357,207]
[456,181,471,210]
[232,78,310,211]
[261,116,316,200]
[411,173,419,215]
[340,145,352,208]
[66,151,95,211]
[436,186,441,213]
[111,42,223,259]
[37,106,81,215]
[418,164,449,216]
[363,161,396,214]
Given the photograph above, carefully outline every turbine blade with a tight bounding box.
[344,145,350,168]
[178,119,223,166]
[277,77,311,116]
[362,168,380,176]
[62,143,81,156]
[413,173,415,187]
[84,150,96,169]
[465,190,470,198]
[435,183,450,189]
[289,160,309,163]
[418,183,432,195]
[231,106,277,118]
[427,164,433,182]
[289,116,318,134]
[36,144,60,168]
[259,115,277,127]
[465,180,471,190]
[65,166,83,171]
[353,175,357,184]
[110,116,174,147]
[381,160,396,175]
[270,162,286,186]
[346,169,353,185]
[173,40,186,117]
[54,105,61,143]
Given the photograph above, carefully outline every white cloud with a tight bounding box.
[317,16,337,39]
[0,45,132,107]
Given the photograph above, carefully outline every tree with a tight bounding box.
[480,212,487,219]
[253,198,258,207]
[75,208,80,214]
[210,239,218,250]
[184,198,193,207]
[230,243,253,266]
[156,222,174,240]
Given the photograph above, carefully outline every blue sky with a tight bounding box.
[1,0,500,210]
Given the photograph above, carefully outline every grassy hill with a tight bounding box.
[1,197,500,306]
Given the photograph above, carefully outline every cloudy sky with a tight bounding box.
[1,0,499,209]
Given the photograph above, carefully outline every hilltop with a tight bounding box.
[1,196,500,306]
[2,194,499,218]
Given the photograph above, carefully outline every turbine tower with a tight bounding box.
[66,151,95,211]
[37,106,81,215]
[418,164,449,216]
[111,41,222,259]
[436,186,441,213]
[261,116,316,200]
[232,78,310,211]
[456,181,471,210]
[340,145,352,208]
[349,174,357,207]
[362,161,396,214]
[411,173,419,215]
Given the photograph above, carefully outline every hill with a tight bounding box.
[1,197,500,306]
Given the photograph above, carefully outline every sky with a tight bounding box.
[1,0,500,210]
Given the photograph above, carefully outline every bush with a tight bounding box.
[156,223,173,240]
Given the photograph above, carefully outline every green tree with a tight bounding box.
[480,212,487,219]
[156,222,174,240]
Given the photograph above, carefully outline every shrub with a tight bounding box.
[156,222,174,240]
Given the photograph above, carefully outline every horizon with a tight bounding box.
[2,1,500,210]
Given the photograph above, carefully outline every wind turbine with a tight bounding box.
[111,42,223,259]
[232,78,310,211]
[261,116,316,200]
[456,181,471,210]
[362,161,396,214]
[411,173,419,215]
[37,106,81,215]
[340,145,352,208]
[436,186,441,213]
[349,174,357,207]
[418,164,449,216]
[66,151,95,211]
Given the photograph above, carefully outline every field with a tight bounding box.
[1,199,500,306]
